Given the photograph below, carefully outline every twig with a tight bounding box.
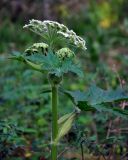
[110,128,128,132]
[120,152,128,160]
[80,141,84,160]
[91,119,98,143]
[107,148,113,160]
[57,147,70,159]
[110,65,127,136]
[98,151,107,160]
[106,120,112,139]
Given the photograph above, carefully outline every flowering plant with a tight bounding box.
[11,19,86,159]
[11,20,128,160]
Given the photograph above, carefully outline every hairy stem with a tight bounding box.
[51,85,58,160]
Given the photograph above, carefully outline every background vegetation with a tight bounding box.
[0,0,128,159]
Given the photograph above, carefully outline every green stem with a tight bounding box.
[51,85,58,160]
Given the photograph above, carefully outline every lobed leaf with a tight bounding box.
[61,84,128,117]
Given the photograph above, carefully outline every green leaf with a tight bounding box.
[60,60,84,77]
[10,51,83,77]
[22,128,37,134]
[61,84,128,117]
[42,51,60,70]
[27,51,60,72]
[93,104,128,118]
[9,53,44,72]
[28,51,83,77]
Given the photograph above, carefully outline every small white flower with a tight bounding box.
[33,42,49,49]
[57,31,69,38]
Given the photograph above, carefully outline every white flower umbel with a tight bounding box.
[24,19,87,50]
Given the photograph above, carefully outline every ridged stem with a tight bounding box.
[51,85,58,160]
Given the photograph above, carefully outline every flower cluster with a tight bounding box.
[24,19,87,50]
[56,48,74,60]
